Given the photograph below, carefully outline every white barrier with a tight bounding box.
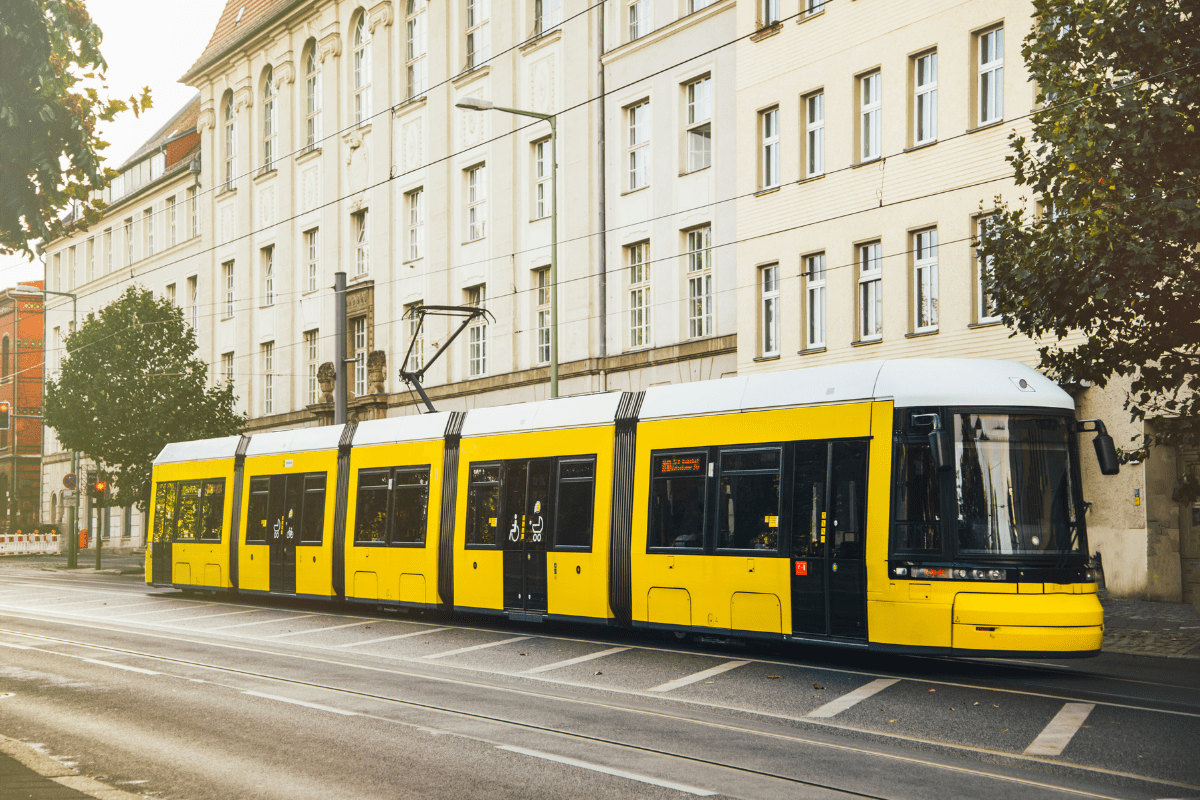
[0,532,62,556]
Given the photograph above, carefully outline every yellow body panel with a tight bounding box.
[148,457,236,587]
[953,624,1103,652]
[454,426,615,620]
[953,591,1103,628]
[240,449,338,597]
[343,439,445,606]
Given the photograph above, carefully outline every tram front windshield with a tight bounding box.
[955,414,1080,557]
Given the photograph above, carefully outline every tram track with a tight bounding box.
[0,607,1195,798]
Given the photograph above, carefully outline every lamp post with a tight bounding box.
[455,97,560,399]
[15,285,77,568]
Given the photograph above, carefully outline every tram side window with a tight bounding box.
[792,442,827,558]
[391,467,430,545]
[830,441,868,558]
[301,474,327,544]
[892,442,941,553]
[199,480,226,541]
[175,481,201,540]
[648,452,707,550]
[717,449,781,551]
[355,469,390,543]
[153,482,177,542]
[555,459,595,549]
[246,477,271,543]
[466,465,500,546]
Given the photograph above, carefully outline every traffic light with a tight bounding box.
[0,401,10,430]
[89,474,109,500]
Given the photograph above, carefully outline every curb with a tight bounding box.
[0,733,145,800]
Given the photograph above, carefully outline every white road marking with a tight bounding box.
[497,745,714,796]
[91,601,172,614]
[424,636,530,660]
[0,642,31,649]
[82,658,160,675]
[242,691,358,716]
[206,613,321,630]
[1024,703,1095,757]
[647,660,749,693]
[163,609,259,623]
[334,627,450,647]
[806,678,899,718]
[522,647,629,674]
[266,621,373,639]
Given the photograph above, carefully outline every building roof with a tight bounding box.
[184,0,297,81]
[116,94,202,171]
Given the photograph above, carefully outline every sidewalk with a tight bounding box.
[0,551,145,576]
[0,734,142,800]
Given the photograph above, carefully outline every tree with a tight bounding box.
[978,0,1200,447]
[0,0,150,255]
[45,287,244,510]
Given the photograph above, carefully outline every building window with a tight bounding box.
[628,0,650,41]
[535,267,551,364]
[859,242,882,340]
[806,0,825,16]
[761,264,779,356]
[262,246,274,306]
[466,285,487,376]
[403,190,423,259]
[686,225,712,338]
[690,0,715,10]
[262,67,276,170]
[1,338,8,381]
[913,229,938,331]
[305,229,319,292]
[914,52,937,145]
[186,188,198,238]
[143,208,154,257]
[467,166,486,241]
[533,140,550,220]
[165,283,176,306]
[761,107,780,189]
[124,217,133,266]
[466,0,490,69]
[405,302,424,372]
[979,28,1004,125]
[86,236,95,282]
[103,228,113,273]
[224,93,236,190]
[805,92,824,178]
[305,48,322,150]
[353,16,372,125]
[352,317,367,396]
[52,326,60,375]
[262,341,274,415]
[223,261,234,318]
[977,216,1000,322]
[762,0,779,26]
[166,196,177,248]
[536,0,562,33]
[353,210,369,274]
[187,276,198,329]
[861,71,882,161]
[685,76,712,172]
[305,330,318,405]
[222,352,234,387]
[68,245,76,289]
[52,252,60,291]
[805,253,826,349]
[628,101,649,190]
[406,0,427,97]
[628,241,650,348]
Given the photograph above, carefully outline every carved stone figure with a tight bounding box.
[367,350,386,395]
[317,361,336,403]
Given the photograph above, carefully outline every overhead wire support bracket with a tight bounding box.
[398,304,494,414]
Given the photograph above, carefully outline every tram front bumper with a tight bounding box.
[951,591,1104,654]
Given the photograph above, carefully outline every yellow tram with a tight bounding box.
[148,359,1116,657]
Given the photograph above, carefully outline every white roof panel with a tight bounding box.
[244,424,346,457]
[154,435,242,465]
[875,359,1074,411]
[461,392,623,437]
[638,375,750,422]
[738,361,886,414]
[353,412,453,447]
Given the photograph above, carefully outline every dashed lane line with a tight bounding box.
[155,609,260,623]
[334,627,450,647]
[806,679,900,719]
[647,661,749,693]
[497,745,716,796]
[242,690,359,716]
[266,621,374,639]
[522,647,629,674]
[1025,703,1095,757]
[82,658,160,675]
[424,636,531,660]
[205,613,323,630]
[0,642,31,649]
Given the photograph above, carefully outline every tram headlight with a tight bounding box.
[988,569,1006,580]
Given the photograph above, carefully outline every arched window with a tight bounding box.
[262,67,276,171]
[406,0,427,98]
[305,45,321,150]
[223,92,237,190]
[353,14,371,125]
[1,336,9,381]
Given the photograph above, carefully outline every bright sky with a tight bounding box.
[0,0,227,290]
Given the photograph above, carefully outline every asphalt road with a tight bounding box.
[0,569,1195,800]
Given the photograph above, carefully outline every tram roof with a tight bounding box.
[461,391,624,437]
[353,411,453,446]
[154,435,243,465]
[244,424,347,456]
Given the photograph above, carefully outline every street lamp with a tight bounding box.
[455,97,560,399]
[14,284,78,568]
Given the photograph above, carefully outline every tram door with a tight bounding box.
[151,482,177,583]
[791,440,869,639]
[268,475,301,594]
[502,459,551,614]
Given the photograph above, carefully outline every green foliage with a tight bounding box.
[978,0,1200,447]
[45,287,244,510]
[0,0,151,255]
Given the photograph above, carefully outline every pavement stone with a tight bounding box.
[0,736,142,800]
[1100,597,1200,659]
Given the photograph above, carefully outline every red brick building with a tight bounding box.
[0,283,44,531]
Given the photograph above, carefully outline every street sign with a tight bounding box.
[63,490,78,503]
[63,473,77,490]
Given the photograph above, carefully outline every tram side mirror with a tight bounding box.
[913,414,951,471]
[1079,420,1120,476]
